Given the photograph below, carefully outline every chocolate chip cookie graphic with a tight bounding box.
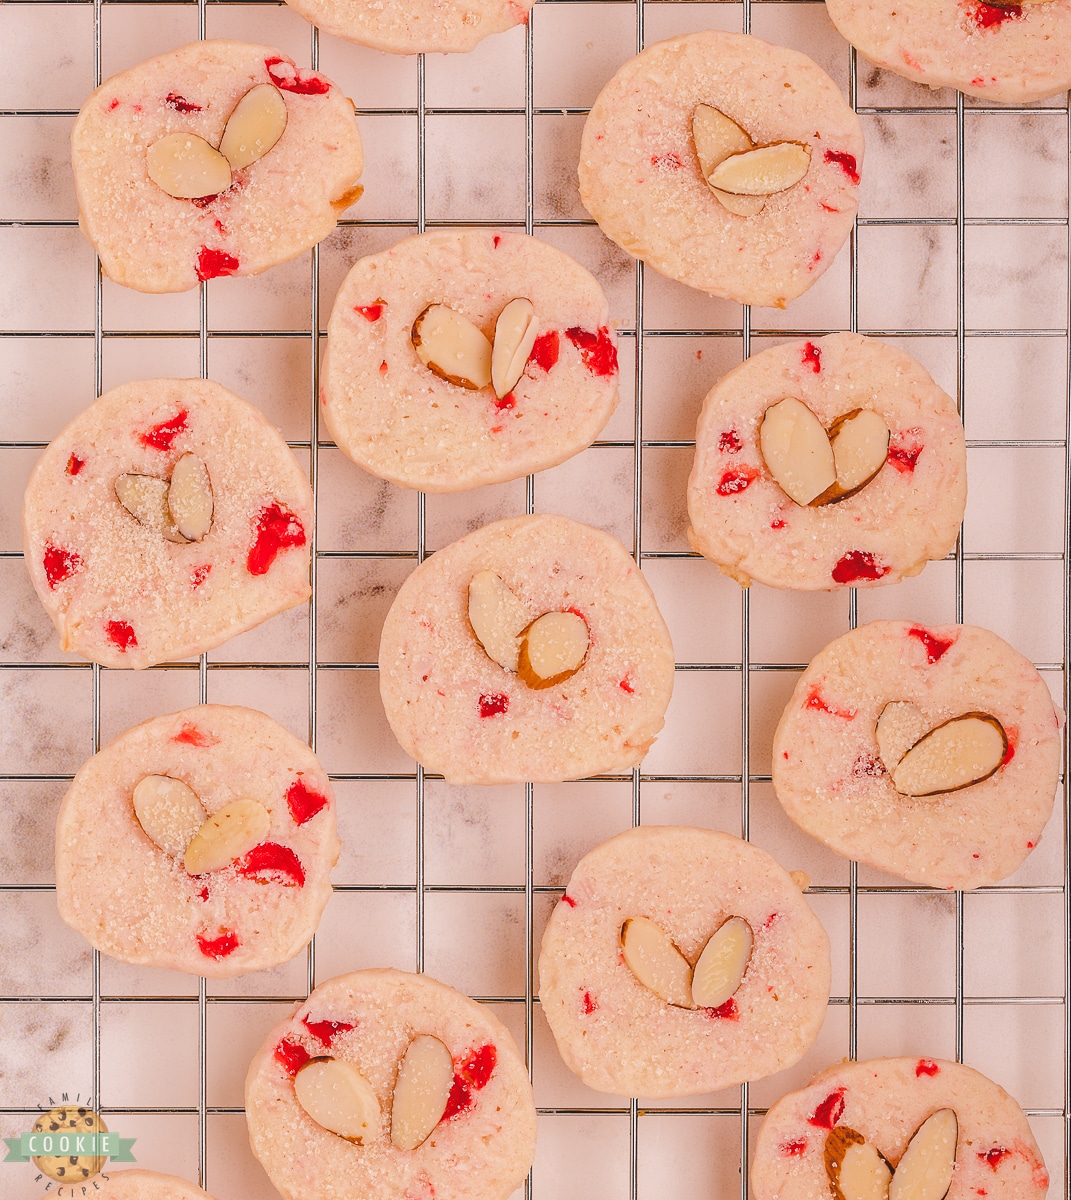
[31,1106,108,1182]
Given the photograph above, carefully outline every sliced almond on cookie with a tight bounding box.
[621,916,695,1009]
[816,409,890,505]
[875,701,931,772]
[219,83,287,170]
[711,188,767,217]
[146,133,232,199]
[167,453,213,541]
[709,142,811,197]
[133,775,206,857]
[758,397,836,506]
[390,1035,454,1151]
[826,1127,893,1200]
[691,105,767,216]
[115,473,189,544]
[691,916,753,1010]
[889,1109,958,1200]
[467,570,531,673]
[295,1057,381,1144]
[517,610,589,689]
[891,714,1007,798]
[183,797,270,875]
[492,298,538,399]
[412,304,492,390]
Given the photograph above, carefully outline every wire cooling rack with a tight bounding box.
[0,1,1068,1198]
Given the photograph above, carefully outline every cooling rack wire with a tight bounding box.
[0,0,1068,1197]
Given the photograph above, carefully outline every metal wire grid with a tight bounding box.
[0,0,1068,1197]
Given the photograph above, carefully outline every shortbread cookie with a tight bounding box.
[687,333,966,590]
[72,40,363,293]
[245,969,537,1200]
[281,0,536,54]
[537,826,831,1098]
[24,378,312,669]
[751,1057,1049,1200]
[39,1171,221,1200]
[579,31,864,308]
[322,229,620,492]
[378,514,675,783]
[56,705,339,977]
[772,621,1061,890]
[826,0,1071,105]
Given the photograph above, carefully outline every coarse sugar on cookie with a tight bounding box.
[771,620,1062,890]
[579,31,864,308]
[23,378,312,669]
[321,229,620,493]
[538,826,830,1098]
[751,1057,1048,1200]
[245,969,536,1200]
[72,40,363,293]
[378,514,675,784]
[825,0,1071,105]
[687,333,966,591]
[56,705,339,977]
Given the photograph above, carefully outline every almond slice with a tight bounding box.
[167,453,213,541]
[219,83,287,170]
[815,409,890,505]
[875,701,931,772]
[692,104,752,180]
[115,473,189,544]
[826,1127,893,1200]
[891,714,1007,798]
[708,142,811,197]
[468,570,531,673]
[411,304,492,390]
[888,1109,958,1200]
[690,916,753,1009]
[492,297,538,399]
[758,397,836,506]
[146,133,232,199]
[621,917,695,1009]
[390,1035,454,1151]
[295,1057,381,1144]
[183,797,270,875]
[711,188,767,217]
[132,775,206,857]
[517,610,589,689]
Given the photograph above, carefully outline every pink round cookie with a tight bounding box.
[245,969,537,1200]
[72,40,363,293]
[322,229,620,492]
[281,0,536,54]
[23,378,312,669]
[537,826,831,1098]
[56,705,339,977]
[771,621,1062,890]
[579,31,864,308]
[751,1057,1049,1200]
[825,0,1071,104]
[687,333,966,591]
[378,514,675,784]
[39,1172,220,1200]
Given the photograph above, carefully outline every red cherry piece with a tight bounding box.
[459,1044,497,1090]
[807,1088,846,1129]
[355,302,385,321]
[265,56,331,95]
[105,620,137,651]
[173,723,218,748]
[196,247,240,281]
[190,564,211,588]
[973,1,1021,26]
[718,429,742,454]
[702,997,739,1020]
[980,1148,1011,1169]
[887,438,923,473]
[1002,738,1015,767]
[66,453,86,476]
[908,626,954,664]
[478,692,509,718]
[301,1015,355,1046]
[441,1074,473,1121]
[780,1139,807,1158]
[274,1038,311,1076]
[287,778,329,825]
[716,467,758,496]
[915,1058,940,1077]
[237,842,305,887]
[619,674,635,694]
[495,392,516,411]
[560,894,577,907]
[802,342,822,373]
[140,409,189,451]
[823,150,860,185]
[564,326,618,377]
[528,330,560,373]
[197,929,239,959]
[805,689,856,720]
[43,543,82,590]
[831,551,889,584]
[247,502,306,576]
[165,93,201,112]
[581,991,597,1014]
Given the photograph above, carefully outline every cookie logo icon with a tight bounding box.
[31,1107,108,1183]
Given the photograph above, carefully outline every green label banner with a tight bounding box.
[4,1132,136,1161]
